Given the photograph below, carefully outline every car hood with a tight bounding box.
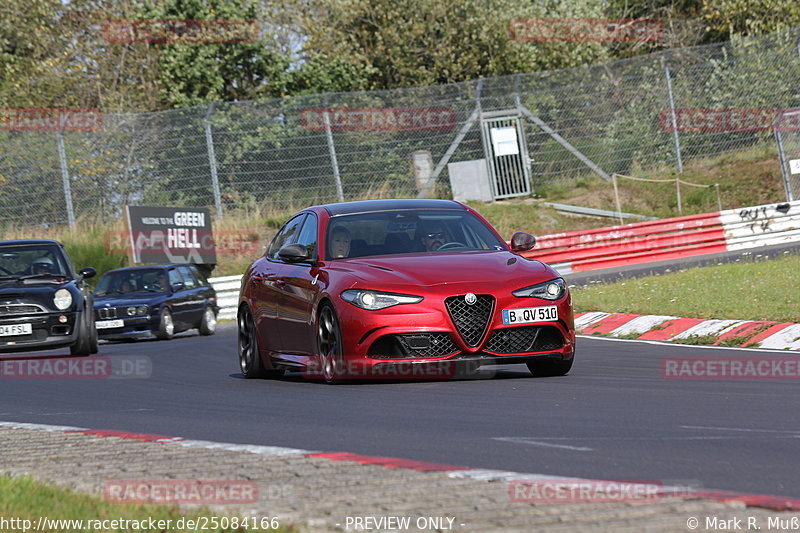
[94,292,166,307]
[0,281,76,310]
[335,251,557,288]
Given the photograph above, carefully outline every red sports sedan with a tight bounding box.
[237,199,575,383]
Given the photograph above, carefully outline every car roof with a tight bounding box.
[100,264,182,275]
[319,199,465,216]
[0,239,64,246]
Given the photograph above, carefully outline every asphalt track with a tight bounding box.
[2,323,799,500]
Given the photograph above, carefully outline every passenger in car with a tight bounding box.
[330,226,352,258]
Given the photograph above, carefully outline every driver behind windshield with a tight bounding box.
[31,257,57,275]
[416,220,446,252]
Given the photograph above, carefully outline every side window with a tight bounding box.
[267,214,306,260]
[177,266,197,289]
[189,265,209,287]
[168,268,183,287]
[295,213,318,259]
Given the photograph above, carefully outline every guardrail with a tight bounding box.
[527,200,800,274]
[209,200,800,319]
[208,275,242,321]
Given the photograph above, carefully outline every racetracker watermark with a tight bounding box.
[662,357,800,380]
[659,108,800,132]
[103,19,258,44]
[508,479,699,503]
[302,358,496,381]
[103,480,258,504]
[0,355,151,379]
[0,108,102,132]
[104,230,261,256]
[299,107,457,132]
[508,18,664,43]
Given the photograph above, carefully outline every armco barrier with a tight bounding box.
[527,200,800,273]
[208,275,242,321]
[209,200,800,319]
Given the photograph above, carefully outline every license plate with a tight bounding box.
[95,319,124,330]
[502,306,558,325]
[0,323,33,336]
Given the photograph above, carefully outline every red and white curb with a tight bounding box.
[576,312,800,350]
[2,420,799,511]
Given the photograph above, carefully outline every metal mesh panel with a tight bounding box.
[485,325,564,354]
[2,27,800,227]
[445,294,494,347]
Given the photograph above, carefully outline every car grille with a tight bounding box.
[0,304,46,316]
[445,294,494,347]
[97,307,118,319]
[484,325,564,354]
[368,333,459,359]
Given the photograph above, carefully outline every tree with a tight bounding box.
[136,0,292,108]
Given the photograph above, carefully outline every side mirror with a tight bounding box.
[170,282,184,292]
[79,267,96,279]
[278,243,311,262]
[510,232,536,252]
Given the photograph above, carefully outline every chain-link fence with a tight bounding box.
[2,27,800,228]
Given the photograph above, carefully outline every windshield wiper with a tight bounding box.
[15,273,68,281]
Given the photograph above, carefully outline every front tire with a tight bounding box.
[317,303,345,384]
[70,307,96,356]
[156,308,174,340]
[199,306,216,335]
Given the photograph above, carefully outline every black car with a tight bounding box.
[93,264,218,340]
[0,239,98,355]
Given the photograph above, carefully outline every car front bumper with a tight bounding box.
[0,311,81,353]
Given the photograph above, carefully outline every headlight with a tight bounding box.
[137,306,148,315]
[341,289,423,310]
[512,278,566,300]
[53,289,73,310]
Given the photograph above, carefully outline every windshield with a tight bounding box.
[326,209,507,260]
[0,244,71,280]
[95,268,168,295]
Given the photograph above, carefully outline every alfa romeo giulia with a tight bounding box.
[237,199,575,383]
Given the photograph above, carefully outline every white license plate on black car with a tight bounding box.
[95,319,124,330]
[502,306,558,325]
[0,323,33,336]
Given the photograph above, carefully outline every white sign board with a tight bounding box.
[790,158,800,175]
[490,126,519,156]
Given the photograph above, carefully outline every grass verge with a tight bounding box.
[0,475,291,532]
[572,252,800,323]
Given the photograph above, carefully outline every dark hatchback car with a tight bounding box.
[0,239,98,355]
[93,264,218,340]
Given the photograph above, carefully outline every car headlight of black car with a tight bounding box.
[513,278,566,300]
[341,289,423,310]
[53,289,73,310]
[125,306,149,316]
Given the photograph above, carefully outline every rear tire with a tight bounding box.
[156,308,174,340]
[526,355,573,377]
[199,306,216,335]
[238,306,283,379]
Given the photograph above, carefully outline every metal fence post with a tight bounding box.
[322,99,344,202]
[663,58,684,173]
[797,27,800,58]
[204,102,223,218]
[774,127,794,202]
[55,132,75,227]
